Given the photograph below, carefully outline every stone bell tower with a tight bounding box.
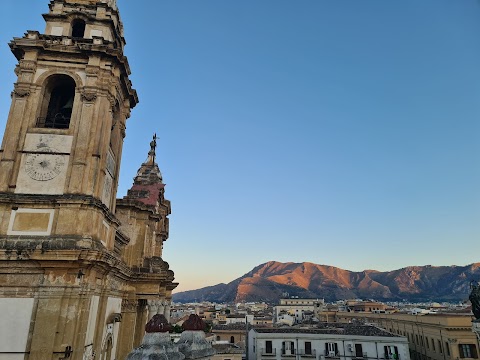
[0,1,177,359]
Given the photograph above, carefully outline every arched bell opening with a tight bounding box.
[72,19,86,38]
[37,74,76,129]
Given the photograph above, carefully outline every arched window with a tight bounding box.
[230,336,235,344]
[37,75,76,129]
[72,19,86,38]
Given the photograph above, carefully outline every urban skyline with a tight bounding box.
[0,0,479,293]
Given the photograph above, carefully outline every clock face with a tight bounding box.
[24,152,65,181]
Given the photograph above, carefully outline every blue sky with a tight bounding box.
[1,1,479,292]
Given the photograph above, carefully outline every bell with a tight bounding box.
[62,97,74,109]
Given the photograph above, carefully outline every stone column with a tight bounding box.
[164,301,171,322]
[158,300,166,317]
[147,300,159,321]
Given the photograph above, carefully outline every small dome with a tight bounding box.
[145,314,172,333]
[182,314,206,331]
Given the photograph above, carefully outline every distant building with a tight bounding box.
[335,312,479,360]
[248,323,410,360]
[213,324,249,349]
[275,298,325,324]
[212,343,244,360]
[351,301,388,313]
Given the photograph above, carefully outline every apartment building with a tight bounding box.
[335,312,478,360]
[248,323,409,360]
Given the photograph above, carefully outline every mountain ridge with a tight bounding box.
[172,261,480,303]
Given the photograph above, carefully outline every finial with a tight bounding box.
[148,133,157,165]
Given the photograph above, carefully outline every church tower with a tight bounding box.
[0,1,177,359]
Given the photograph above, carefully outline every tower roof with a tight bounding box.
[123,135,165,208]
[133,134,163,186]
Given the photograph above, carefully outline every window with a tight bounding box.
[384,346,399,360]
[459,344,478,359]
[431,339,434,351]
[265,341,273,354]
[216,336,220,341]
[305,342,312,355]
[355,344,364,358]
[230,336,234,344]
[426,338,429,349]
[445,342,450,356]
[72,19,86,38]
[438,341,442,354]
[283,341,295,356]
[326,343,339,357]
[37,75,75,129]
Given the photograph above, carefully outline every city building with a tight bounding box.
[0,0,177,359]
[275,298,325,324]
[248,323,410,360]
[335,312,479,360]
[213,323,249,348]
[212,343,244,360]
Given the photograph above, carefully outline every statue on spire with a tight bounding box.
[148,133,157,165]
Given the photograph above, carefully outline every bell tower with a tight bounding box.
[0,1,177,359]
[1,0,136,205]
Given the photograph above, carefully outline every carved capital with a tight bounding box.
[86,65,100,77]
[19,60,36,72]
[81,91,97,102]
[121,299,137,313]
[13,86,31,98]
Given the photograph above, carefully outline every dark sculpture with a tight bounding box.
[469,280,480,320]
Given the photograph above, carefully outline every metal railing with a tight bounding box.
[384,354,400,360]
[261,348,276,356]
[36,114,71,129]
[325,351,340,358]
[353,352,369,359]
[298,349,317,357]
[281,350,297,357]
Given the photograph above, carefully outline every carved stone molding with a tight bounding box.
[120,123,126,139]
[81,91,97,102]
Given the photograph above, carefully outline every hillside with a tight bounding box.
[172,261,480,303]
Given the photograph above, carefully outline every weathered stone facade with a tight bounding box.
[0,1,177,359]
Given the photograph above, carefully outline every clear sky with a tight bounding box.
[1,1,479,293]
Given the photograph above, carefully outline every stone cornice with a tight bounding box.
[0,237,176,286]
[0,192,121,226]
[9,35,138,108]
